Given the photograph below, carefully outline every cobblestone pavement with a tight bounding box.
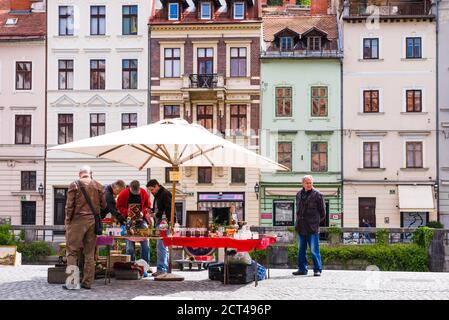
[1,265,449,300]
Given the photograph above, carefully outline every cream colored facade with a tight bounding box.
[149,21,262,226]
[46,0,150,228]
[0,40,46,225]
[342,10,438,227]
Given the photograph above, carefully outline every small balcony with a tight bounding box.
[261,40,342,59]
[186,74,224,89]
[345,0,433,17]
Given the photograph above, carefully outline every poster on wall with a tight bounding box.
[273,200,295,226]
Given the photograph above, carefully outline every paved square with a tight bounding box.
[1,265,449,300]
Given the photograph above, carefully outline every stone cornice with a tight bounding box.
[150,23,261,32]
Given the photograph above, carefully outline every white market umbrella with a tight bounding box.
[49,118,288,278]
[49,118,286,171]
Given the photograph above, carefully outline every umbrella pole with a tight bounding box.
[156,165,184,281]
[168,166,177,273]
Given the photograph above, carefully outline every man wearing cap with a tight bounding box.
[117,180,152,264]
[64,165,106,290]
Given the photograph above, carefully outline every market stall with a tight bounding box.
[49,118,288,281]
[162,234,276,286]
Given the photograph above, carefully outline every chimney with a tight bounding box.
[310,0,329,15]
[10,0,32,12]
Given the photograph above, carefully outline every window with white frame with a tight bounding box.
[234,2,244,19]
[280,37,293,51]
[406,141,423,168]
[168,3,179,20]
[164,48,181,77]
[200,2,211,19]
[406,89,422,112]
[363,141,380,168]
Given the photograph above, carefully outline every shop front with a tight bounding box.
[398,185,436,228]
[259,184,342,227]
[197,192,245,225]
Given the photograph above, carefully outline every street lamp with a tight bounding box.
[38,183,44,200]
[254,182,260,200]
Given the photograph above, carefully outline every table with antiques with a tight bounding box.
[162,234,277,286]
[99,235,163,284]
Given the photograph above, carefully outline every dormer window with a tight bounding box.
[234,2,245,19]
[168,2,179,20]
[5,18,18,26]
[307,36,322,51]
[200,2,211,19]
[280,37,293,51]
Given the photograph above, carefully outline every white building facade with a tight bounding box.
[342,0,438,228]
[46,0,150,228]
[0,0,46,226]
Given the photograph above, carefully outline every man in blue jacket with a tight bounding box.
[293,175,326,277]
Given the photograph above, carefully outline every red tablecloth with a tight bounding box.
[162,236,276,252]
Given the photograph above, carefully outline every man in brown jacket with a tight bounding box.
[64,165,106,289]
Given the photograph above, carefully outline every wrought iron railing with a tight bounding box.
[348,1,432,16]
[189,73,219,89]
[261,49,342,58]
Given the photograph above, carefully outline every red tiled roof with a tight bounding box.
[262,14,337,42]
[150,0,262,25]
[0,0,46,40]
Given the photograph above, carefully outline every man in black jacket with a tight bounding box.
[101,179,126,225]
[293,175,326,277]
[146,179,171,276]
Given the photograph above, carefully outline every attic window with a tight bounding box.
[200,2,211,19]
[5,18,18,26]
[307,36,322,51]
[168,2,179,20]
[280,37,293,51]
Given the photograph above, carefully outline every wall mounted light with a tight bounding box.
[38,183,44,200]
[254,182,260,200]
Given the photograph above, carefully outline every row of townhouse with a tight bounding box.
[0,0,448,233]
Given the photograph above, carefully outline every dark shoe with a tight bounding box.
[313,271,321,277]
[151,271,166,277]
[62,284,80,290]
[80,283,91,289]
[292,270,308,276]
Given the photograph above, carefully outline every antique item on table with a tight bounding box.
[106,227,122,237]
[126,203,143,235]
[186,210,209,237]
[0,246,17,266]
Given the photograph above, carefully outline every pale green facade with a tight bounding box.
[260,58,342,227]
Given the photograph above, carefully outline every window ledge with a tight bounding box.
[400,112,428,115]
[400,167,429,171]
[85,35,110,38]
[226,76,250,80]
[117,34,142,38]
[357,112,385,115]
[358,58,384,62]
[401,58,426,61]
[13,90,34,94]
[196,183,214,186]
[309,117,330,121]
[273,117,294,121]
[229,183,247,186]
[53,35,78,38]
[357,168,386,171]
[11,191,40,196]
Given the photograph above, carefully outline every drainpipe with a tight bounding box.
[148,26,151,125]
[436,0,440,223]
[43,0,48,229]
[337,11,344,227]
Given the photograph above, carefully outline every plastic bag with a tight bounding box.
[227,251,252,265]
